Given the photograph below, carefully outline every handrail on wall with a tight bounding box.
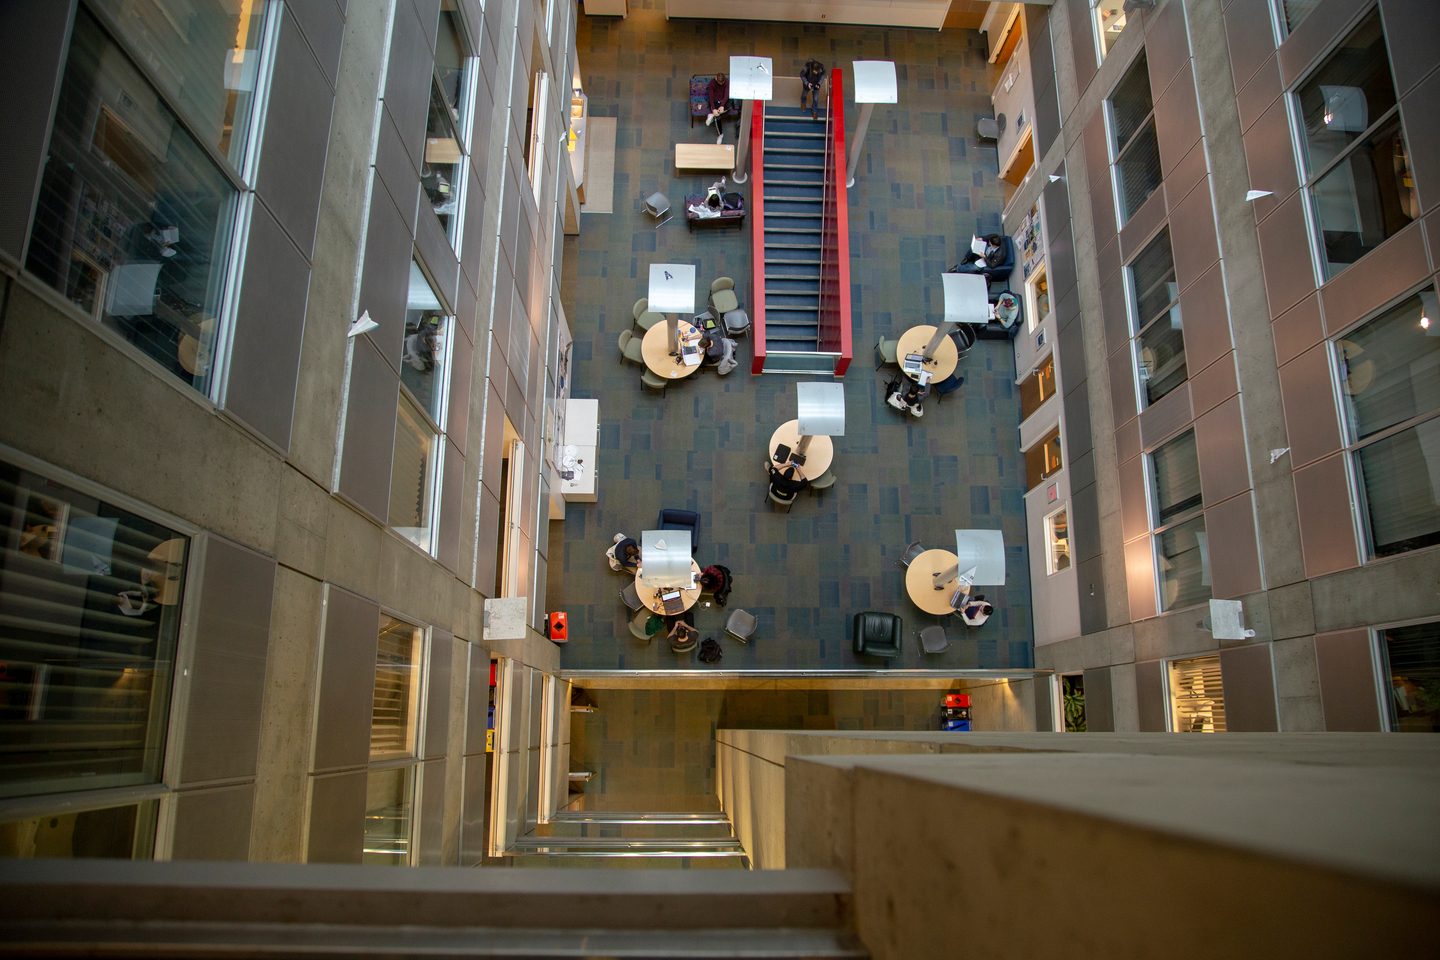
[820,67,852,376]
[749,101,767,374]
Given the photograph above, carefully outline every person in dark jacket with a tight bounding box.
[800,59,826,119]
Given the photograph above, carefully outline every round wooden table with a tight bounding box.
[768,420,834,481]
[895,325,959,382]
[642,319,703,379]
[905,548,971,615]
[636,559,702,614]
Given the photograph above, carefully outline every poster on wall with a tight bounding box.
[1019,203,1043,280]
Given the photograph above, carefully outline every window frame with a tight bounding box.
[25,2,280,406]
[1146,429,1210,612]
[1025,263,1051,334]
[427,3,478,251]
[389,257,455,557]
[362,612,430,866]
[1105,55,1161,227]
[1044,504,1071,576]
[1372,617,1440,732]
[1165,654,1227,733]
[1089,0,1130,64]
[1286,7,1413,284]
[1125,227,1187,409]
[1328,285,1440,561]
[1024,425,1065,491]
[0,443,199,843]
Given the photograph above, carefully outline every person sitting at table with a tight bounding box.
[700,564,733,606]
[885,378,929,417]
[606,533,640,572]
[705,73,738,141]
[768,462,808,501]
[667,612,700,653]
[959,594,993,627]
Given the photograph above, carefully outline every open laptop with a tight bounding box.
[660,591,685,615]
[902,353,924,374]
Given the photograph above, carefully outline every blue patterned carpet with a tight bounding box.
[551,2,1032,671]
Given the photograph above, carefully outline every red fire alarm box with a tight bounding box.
[547,611,569,643]
[944,694,971,709]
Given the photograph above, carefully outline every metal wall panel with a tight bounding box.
[1205,492,1263,598]
[284,0,346,87]
[1235,53,1281,135]
[460,161,490,300]
[1178,262,1233,375]
[1241,96,1300,216]
[415,197,460,312]
[1223,0,1279,92]
[1292,453,1361,578]
[306,769,366,863]
[375,108,421,238]
[1314,628,1382,730]
[1189,350,1238,418]
[1221,643,1279,731]
[1077,554,1109,634]
[1049,222,1078,303]
[1276,0,1372,88]
[424,629,453,759]
[336,337,400,523]
[1124,534,1159,622]
[1118,184,1169,265]
[1063,382,1094,458]
[225,203,311,452]
[1082,665,1115,731]
[1382,0,1440,96]
[1137,378,1192,448]
[312,585,381,772]
[1319,223,1430,334]
[411,0,442,53]
[1277,342,1342,468]
[1153,67,1200,180]
[474,487,501,597]
[480,380,506,498]
[169,784,255,861]
[384,0,437,172]
[1118,456,1151,544]
[1108,336,1139,429]
[437,439,464,574]
[356,178,416,365]
[464,645,488,753]
[1195,395,1250,507]
[417,758,447,864]
[1084,112,1118,251]
[255,10,335,259]
[1272,294,1324,367]
[1134,659,1166,731]
[446,324,475,453]
[1167,176,1219,292]
[460,754,486,865]
[1144,0,1189,97]
[1164,134,1208,213]
[1255,192,1316,319]
[177,538,275,785]
[1399,75,1440,216]
[0,1,68,262]
[1067,0,1098,98]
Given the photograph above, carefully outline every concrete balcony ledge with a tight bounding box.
[0,861,852,932]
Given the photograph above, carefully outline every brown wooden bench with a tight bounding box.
[684,193,746,231]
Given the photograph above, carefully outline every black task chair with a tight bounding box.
[656,508,700,552]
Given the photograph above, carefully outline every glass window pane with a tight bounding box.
[1168,655,1226,731]
[1337,290,1440,441]
[1380,621,1440,732]
[424,84,464,239]
[389,396,437,549]
[402,263,451,424]
[1025,428,1064,489]
[1092,0,1129,61]
[371,617,421,760]
[25,8,236,396]
[1026,267,1050,333]
[435,1,470,133]
[0,800,158,859]
[1281,0,1322,33]
[1109,55,1153,155]
[363,767,414,865]
[0,461,185,800]
[1020,355,1057,421]
[1129,229,1178,326]
[1116,121,1162,222]
[1294,12,1396,175]
[1046,508,1071,575]
[1157,515,1211,611]
[1137,304,1187,405]
[98,0,268,168]
[1310,117,1417,278]
[1152,431,1202,526]
[1355,417,1440,558]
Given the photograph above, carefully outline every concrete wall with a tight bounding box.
[0,0,574,864]
[1006,0,1440,732]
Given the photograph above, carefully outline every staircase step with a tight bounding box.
[765,163,826,171]
[764,300,820,310]
[766,258,823,265]
[765,227,823,235]
[763,146,827,155]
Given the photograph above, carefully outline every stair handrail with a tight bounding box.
[818,68,853,375]
[749,99,767,374]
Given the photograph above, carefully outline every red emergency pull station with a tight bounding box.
[547,611,569,643]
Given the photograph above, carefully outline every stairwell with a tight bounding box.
[760,104,828,356]
[512,811,748,869]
